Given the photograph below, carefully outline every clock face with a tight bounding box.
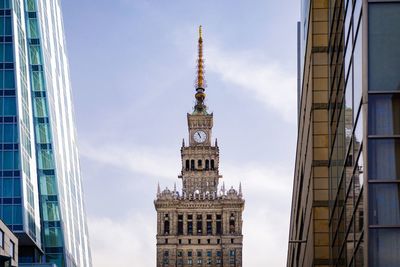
[193,130,207,143]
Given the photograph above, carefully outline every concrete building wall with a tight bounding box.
[287,0,330,266]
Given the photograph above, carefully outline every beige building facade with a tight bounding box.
[154,27,244,267]
[289,0,400,266]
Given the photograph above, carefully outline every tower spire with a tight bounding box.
[194,25,207,113]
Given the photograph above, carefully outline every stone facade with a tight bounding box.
[154,27,244,267]
[0,219,18,267]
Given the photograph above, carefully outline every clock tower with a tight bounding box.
[154,26,245,267]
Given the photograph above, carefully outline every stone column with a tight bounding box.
[235,211,239,234]
[194,212,199,235]
[212,213,217,235]
[183,212,187,235]
[223,211,229,235]
[203,212,207,235]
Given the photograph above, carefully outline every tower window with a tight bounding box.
[198,159,202,168]
[211,160,215,170]
[178,214,183,234]
[191,160,195,170]
[188,215,193,235]
[185,160,190,171]
[206,214,212,235]
[164,214,170,235]
[216,214,222,234]
[197,214,202,234]
[205,160,209,170]
[164,220,170,235]
[229,213,235,233]
[207,221,212,235]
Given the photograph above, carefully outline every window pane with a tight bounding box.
[368,139,400,180]
[369,184,400,225]
[0,96,16,116]
[368,3,400,91]
[369,94,400,135]
[1,124,18,143]
[369,229,400,266]
[1,151,19,169]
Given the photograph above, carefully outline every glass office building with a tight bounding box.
[288,0,400,266]
[0,0,91,266]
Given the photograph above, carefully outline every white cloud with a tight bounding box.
[79,141,179,181]
[206,46,297,122]
[89,213,155,267]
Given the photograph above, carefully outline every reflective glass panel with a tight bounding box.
[368,139,400,180]
[369,229,400,266]
[368,3,400,91]
[368,94,400,135]
[369,184,400,225]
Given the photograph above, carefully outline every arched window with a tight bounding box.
[185,160,190,171]
[198,159,202,168]
[229,213,235,233]
[191,160,195,170]
[205,160,210,170]
[164,214,170,235]
[211,160,215,170]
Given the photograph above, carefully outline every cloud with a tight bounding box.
[89,213,155,267]
[79,141,179,181]
[206,45,297,122]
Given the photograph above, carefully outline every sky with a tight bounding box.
[62,0,300,266]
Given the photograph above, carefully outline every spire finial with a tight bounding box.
[194,26,207,113]
[157,182,161,196]
[239,182,242,197]
[199,25,202,39]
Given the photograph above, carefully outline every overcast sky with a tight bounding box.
[62,0,299,266]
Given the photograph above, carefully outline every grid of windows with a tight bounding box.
[367,2,400,266]
[328,0,364,266]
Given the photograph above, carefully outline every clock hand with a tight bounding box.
[198,132,201,138]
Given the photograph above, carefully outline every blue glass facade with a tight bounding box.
[0,0,91,266]
[368,2,400,266]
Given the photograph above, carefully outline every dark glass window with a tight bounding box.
[369,94,400,135]
[369,229,400,266]
[207,221,212,235]
[368,3,400,91]
[178,214,183,234]
[188,215,193,235]
[216,214,222,234]
[198,159,202,168]
[185,160,189,171]
[369,183,400,225]
[191,160,195,170]
[211,160,215,170]
[164,220,170,235]
[205,160,209,170]
[368,139,400,180]
[197,215,202,234]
